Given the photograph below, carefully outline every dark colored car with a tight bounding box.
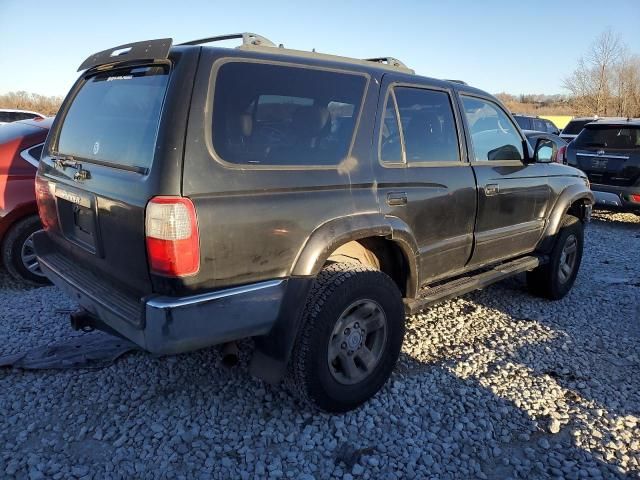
[566,119,640,212]
[513,114,560,135]
[33,33,593,412]
[523,130,568,164]
[0,109,46,125]
[0,117,52,284]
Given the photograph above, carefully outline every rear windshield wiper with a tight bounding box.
[50,152,148,175]
[51,153,80,169]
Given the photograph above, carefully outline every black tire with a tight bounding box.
[527,215,583,300]
[285,262,405,413]
[1,215,50,285]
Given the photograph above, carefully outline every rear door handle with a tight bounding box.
[484,184,499,196]
[387,192,408,206]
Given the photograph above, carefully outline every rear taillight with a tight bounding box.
[145,197,200,277]
[35,176,55,231]
[629,194,640,204]
[556,145,567,164]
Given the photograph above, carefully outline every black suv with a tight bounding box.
[566,119,640,212]
[34,34,593,412]
[513,114,560,135]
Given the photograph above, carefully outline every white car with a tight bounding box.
[0,109,46,125]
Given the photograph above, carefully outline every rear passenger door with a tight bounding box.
[459,94,550,267]
[374,78,477,284]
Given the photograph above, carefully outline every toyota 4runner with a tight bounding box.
[34,33,594,412]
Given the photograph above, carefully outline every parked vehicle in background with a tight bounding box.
[513,114,560,135]
[0,109,46,125]
[560,117,599,143]
[34,33,593,412]
[566,119,640,213]
[523,130,568,164]
[0,117,52,284]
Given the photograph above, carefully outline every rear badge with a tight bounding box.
[93,141,100,155]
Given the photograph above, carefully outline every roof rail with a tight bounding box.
[444,79,468,85]
[179,32,276,48]
[365,57,412,73]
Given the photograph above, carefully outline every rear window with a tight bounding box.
[55,65,169,171]
[575,125,640,149]
[211,62,367,166]
[563,120,592,135]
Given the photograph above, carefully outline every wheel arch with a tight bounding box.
[291,213,419,298]
[538,184,594,253]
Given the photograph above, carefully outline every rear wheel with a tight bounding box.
[285,263,405,412]
[527,215,583,300]
[2,215,49,285]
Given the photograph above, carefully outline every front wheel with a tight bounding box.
[527,215,584,300]
[285,263,405,412]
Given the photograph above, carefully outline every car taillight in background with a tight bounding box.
[556,145,567,164]
[145,196,200,277]
[34,176,56,231]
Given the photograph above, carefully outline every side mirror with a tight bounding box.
[534,138,556,163]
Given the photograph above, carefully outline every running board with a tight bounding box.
[404,255,542,314]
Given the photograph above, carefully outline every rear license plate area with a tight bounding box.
[590,158,609,170]
[55,186,100,255]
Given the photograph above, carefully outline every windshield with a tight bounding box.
[563,120,592,135]
[56,65,169,171]
[575,125,640,149]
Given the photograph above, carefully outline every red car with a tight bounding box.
[0,117,52,284]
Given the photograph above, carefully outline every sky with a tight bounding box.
[1,0,639,98]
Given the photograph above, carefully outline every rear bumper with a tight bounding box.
[591,183,640,212]
[33,231,287,355]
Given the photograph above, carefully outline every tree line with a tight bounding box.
[0,91,62,116]
[1,29,638,119]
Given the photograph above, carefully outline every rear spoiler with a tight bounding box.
[77,38,172,72]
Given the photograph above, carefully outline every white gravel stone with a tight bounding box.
[0,211,638,479]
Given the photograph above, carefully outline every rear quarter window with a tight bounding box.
[210,61,367,167]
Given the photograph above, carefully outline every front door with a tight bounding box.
[374,78,477,285]
[458,95,550,267]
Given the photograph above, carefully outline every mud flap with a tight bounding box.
[249,277,313,384]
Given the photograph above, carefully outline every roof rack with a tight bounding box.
[444,79,468,85]
[364,57,412,72]
[179,32,276,48]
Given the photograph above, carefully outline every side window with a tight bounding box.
[545,120,557,133]
[379,92,403,163]
[394,87,459,163]
[533,118,547,132]
[514,116,530,130]
[461,96,524,162]
[211,62,367,166]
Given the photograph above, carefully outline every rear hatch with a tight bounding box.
[568,124,640,187]
[37,50,197,306]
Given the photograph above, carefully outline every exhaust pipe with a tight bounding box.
[221,341,239,367]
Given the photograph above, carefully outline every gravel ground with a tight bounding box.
[1,211,639,480]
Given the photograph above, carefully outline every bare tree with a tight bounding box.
[563,29,632,116]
